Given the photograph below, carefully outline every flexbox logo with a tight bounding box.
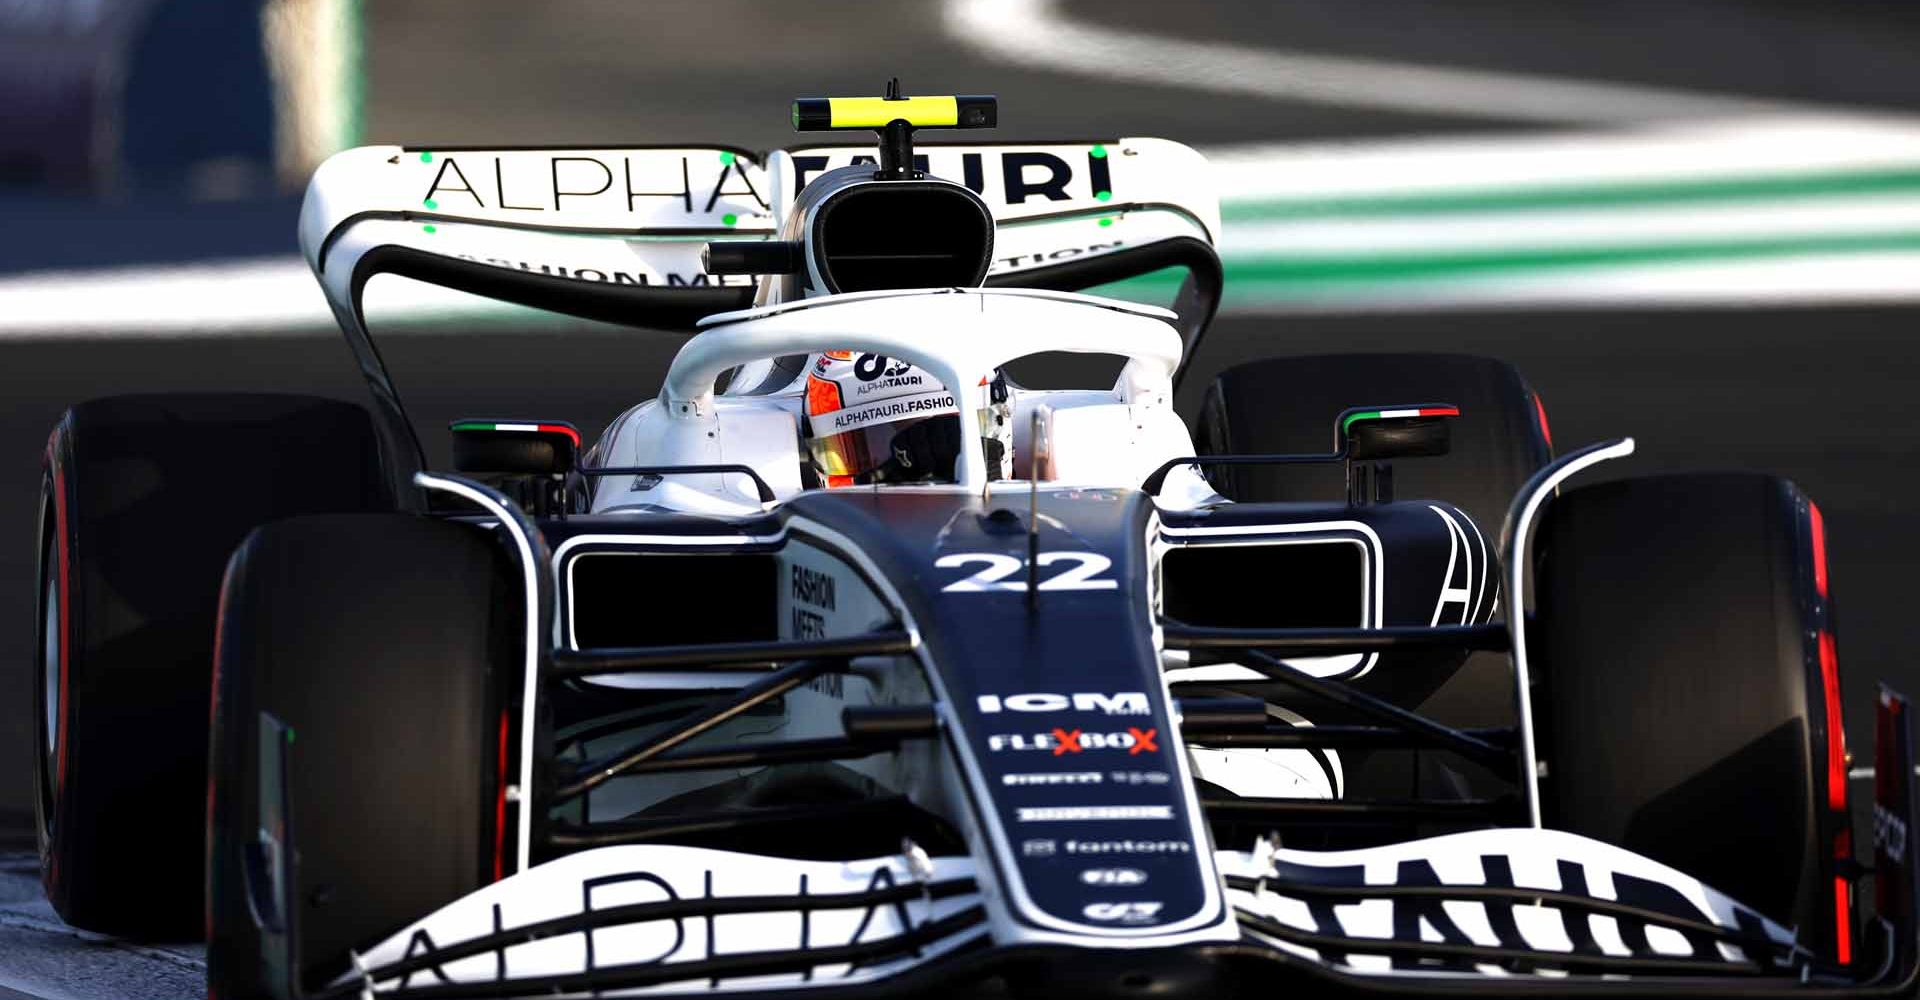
[977,692,1150,716]
[988,728,1158,756]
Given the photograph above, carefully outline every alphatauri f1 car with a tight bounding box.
[31,88,1920,998]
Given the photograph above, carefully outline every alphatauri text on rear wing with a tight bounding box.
[298,140,1217,315]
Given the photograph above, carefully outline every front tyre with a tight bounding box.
[207,513,512,998]
[1534,473,1852,963]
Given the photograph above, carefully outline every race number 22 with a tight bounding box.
[935,552,1118,593]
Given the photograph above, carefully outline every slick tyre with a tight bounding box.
[34,394,393,939]
[207,513,513,998]
[1534,473,1852,962]
[1195,353,1551,535]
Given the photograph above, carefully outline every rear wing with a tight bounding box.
[298,139,1221,486]
[299,140,1218,321]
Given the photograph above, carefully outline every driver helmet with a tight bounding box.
[804,351,1011,486]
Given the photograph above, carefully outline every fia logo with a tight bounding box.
[1079,867,1148,887]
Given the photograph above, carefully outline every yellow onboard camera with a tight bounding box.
[790,78,996,181]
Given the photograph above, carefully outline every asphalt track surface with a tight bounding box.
[5,0,1920,996]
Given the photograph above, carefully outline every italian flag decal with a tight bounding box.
[1342,406,1459,432]
[451,421,581,447]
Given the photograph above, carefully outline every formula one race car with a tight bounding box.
[29,87,1920,998]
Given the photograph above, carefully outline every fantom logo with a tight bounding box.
[977,692,1150,715]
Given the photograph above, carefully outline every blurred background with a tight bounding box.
[3,0,1920,909]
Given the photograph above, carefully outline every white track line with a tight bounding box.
[944,0,1848,124]
[1206,118,1920,202]
[1222,252,1920,314]
[1225,195,1920,256]
[0,258,542,337]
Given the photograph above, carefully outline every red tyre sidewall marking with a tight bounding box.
[1809,499,1851,964]
[45,429,72,889]
[494,709,510,882]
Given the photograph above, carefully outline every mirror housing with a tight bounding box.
[450,419,581,476]
[1344,406,1457,461]
[1339,405,1458,505]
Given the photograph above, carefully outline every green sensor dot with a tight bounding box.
[419,151,433,163]
[1090,145,1108,159]
[423,199,438,210]
[1099,217,1113,227]
[719,151,736,165]
[1095,190,1113,202]
[722,213,739,226]
[422,224,437,234]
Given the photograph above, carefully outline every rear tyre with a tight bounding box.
[207,513,513,998]
[1534,473,1850,960]
[34,393,392,939]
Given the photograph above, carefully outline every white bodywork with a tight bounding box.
[342,830,1796,996]
[590,286,1215,514]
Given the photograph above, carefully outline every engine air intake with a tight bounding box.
[812,182,994,294]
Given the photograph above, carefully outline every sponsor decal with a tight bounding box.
[1002,771,1103,786]
[1065,839,1193,855]
[855,373,924,397]
[790,565,837,610]
[1016,806,1173,823]
[788,563,838,640]
[1020,839,1057,857]
[1263,853,1772,970]
[828,391,957,431]
[992,241,1127,272]
[852,353,916,384]
[419,150,766,221]
[977,691,1149,716]
[778,545,889,645]
[789,148,1114,206]
[988,727,1158,756]
[452,253,754,288]
[1878,803,1910,864]
[1081,901,1163,924]
[1080,867,1149,887]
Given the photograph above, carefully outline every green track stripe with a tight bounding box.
[1222,167,1920,222]
[1087,232,1920,299]
[342,0,364,146]
[1225,231,1920,286]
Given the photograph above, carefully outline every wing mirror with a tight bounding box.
[1343,406,1456,460]
[449,419,581,517]
[1340,405,1457,504]
[1143,403,1459,504]
[450,419,580,475]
